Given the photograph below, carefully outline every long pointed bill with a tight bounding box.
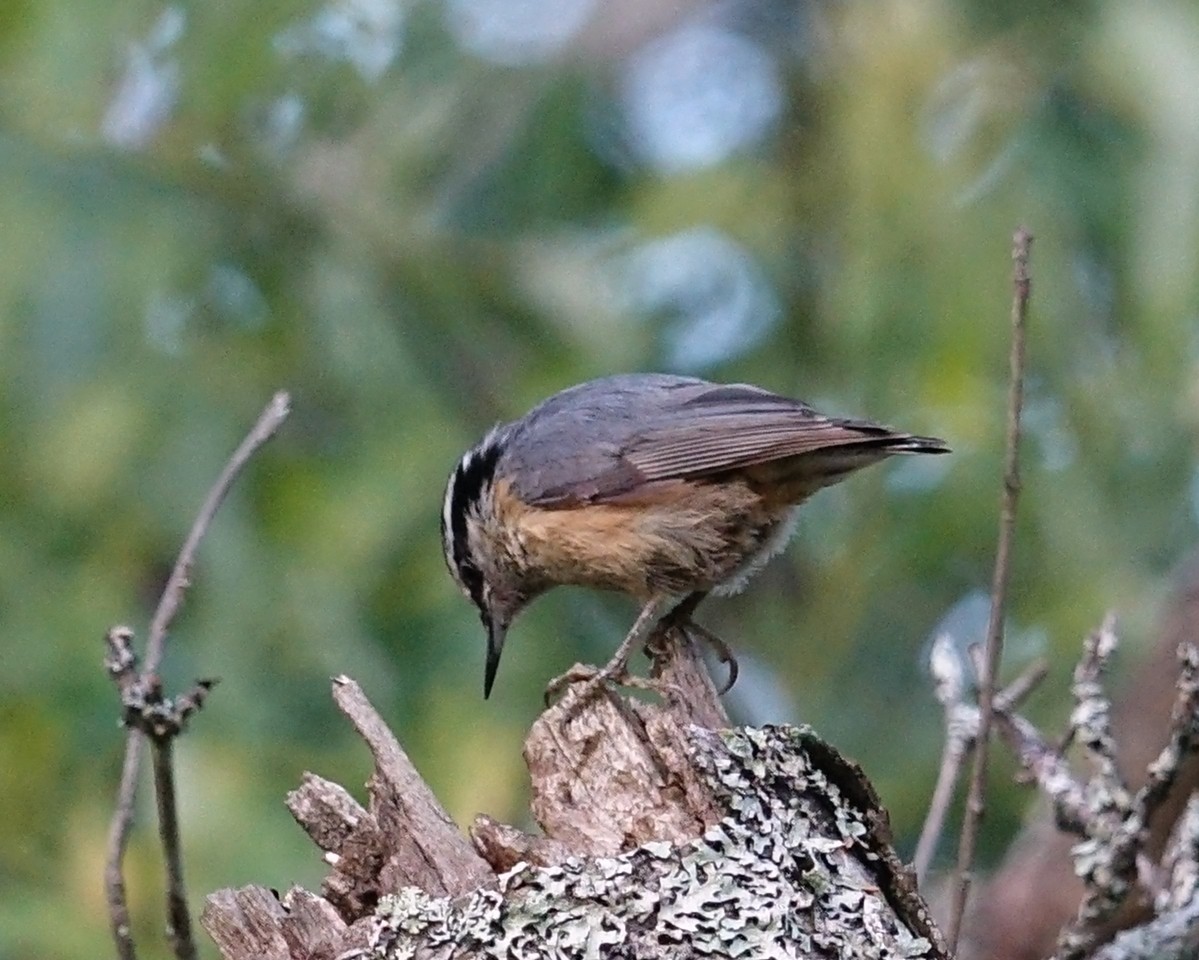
[483,618,507,699]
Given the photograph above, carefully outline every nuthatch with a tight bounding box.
[441,373,949,698]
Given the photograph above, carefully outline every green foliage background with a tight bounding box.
[3,0,1199,956]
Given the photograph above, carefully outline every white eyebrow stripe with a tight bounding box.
[441,425,506,592]
[441,463,461,567]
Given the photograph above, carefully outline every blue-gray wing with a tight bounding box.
[500,374,946,507]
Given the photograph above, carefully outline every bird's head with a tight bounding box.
[441,428,539,698]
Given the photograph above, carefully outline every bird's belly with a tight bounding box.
[505,479,793,598]
[711,507,799,596]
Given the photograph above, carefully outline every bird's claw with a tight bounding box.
[651,618,739,695]
[686,622,739,695]
[543,663,683,713]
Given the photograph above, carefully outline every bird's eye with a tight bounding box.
[458,558,484,605]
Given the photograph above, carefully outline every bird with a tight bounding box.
[440,373,949,699]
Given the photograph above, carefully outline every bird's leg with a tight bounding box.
[642,591,705,665]
[544,594,678,705]
[656,591,739,694]
[596,593,678,684]
[660,590,706,629]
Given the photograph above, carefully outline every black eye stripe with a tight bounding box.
[446,441,501,608]
[459,558,484,598]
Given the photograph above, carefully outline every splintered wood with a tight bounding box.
[201,629,946,960]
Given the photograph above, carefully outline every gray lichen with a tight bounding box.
[368,726,939,959]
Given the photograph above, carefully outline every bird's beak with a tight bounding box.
[483,617,507,700]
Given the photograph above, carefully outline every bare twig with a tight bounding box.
[915,721,971,888]
[1157,795,1199,913]
[995,704,1090,835]
[154,741,197,960]
[1139,643,1199,821]
[914,634,973,885]
[992,623,1199,960]
[145,390,292,674]
[104,391,291,960]
[1071,616,1124,794]
[996,658,1050,712]
[105,731,144,960]
[1089,898,1199,960]
[1054,639,1199,959]
[914,636,1046,886]
[946,227,1032,950]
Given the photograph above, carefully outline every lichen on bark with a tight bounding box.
[365,726,942,960]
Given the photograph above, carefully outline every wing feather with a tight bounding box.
[503,376,946,507]
[624,416,898,481]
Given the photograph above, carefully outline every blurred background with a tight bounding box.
[3,0,1199,956]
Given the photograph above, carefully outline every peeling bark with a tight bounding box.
[202,633,947,960]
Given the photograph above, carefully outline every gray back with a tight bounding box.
[497,374,903,507]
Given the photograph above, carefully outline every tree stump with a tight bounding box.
[201,633,947,959]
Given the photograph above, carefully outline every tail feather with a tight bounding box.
[752,430,950,504]
[887,433,950,455]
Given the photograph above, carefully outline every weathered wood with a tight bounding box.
[331,676,494,899]
[202,634,948,959]
[277,890,352,960]
[286,773,366,854]
[469,815,573,871]
[520,626,730,856]
[201,886,298,960]
[371,725,946,959]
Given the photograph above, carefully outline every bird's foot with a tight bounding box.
[543,661,682,712]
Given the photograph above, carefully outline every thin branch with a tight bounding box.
[914,637,1046,886]
[1054,639,1199,959]
[946,227,1033,950]
[914,633,972,885]
[995,705,1090,835]
[1089,898,1199,960]
[990,624,1199,960]
[995,657,1049,712]
[1139,642,1199,819]
[104,625,145,960]
[145,390,291,675]
[105,729,145,960]
[104,391,291,960]
[154,740,197,960]
[1071,616,1124,795]
[914,719,971,887]
[1157,795,1199,914]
